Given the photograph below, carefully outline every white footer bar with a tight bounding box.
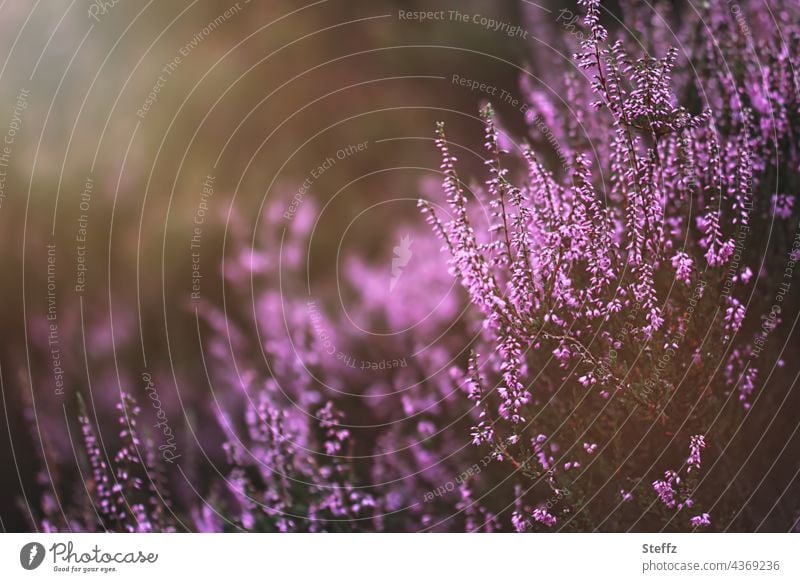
[1,533,797,581]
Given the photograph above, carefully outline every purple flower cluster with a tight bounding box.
[23,0,799,533]
[420,0,798,531]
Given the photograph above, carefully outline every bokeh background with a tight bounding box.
[1,0,798,532]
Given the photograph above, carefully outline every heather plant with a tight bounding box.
[31,393,178,533]
[420,0,799,531]
[19,0,799,533]
[191,192,491,531]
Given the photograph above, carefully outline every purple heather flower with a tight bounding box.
[724,297,746,337]
[671,251,694,285]
[772,194,795,219]
[653,471,679,509]
[511,511,530,532]
[532,507,557,528]
[690,513,712,528]
[687,435,707,473]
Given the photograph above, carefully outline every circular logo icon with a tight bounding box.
[20,542,46,570]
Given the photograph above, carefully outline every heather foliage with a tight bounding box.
[24,0,800,532]
[417,0,799,530]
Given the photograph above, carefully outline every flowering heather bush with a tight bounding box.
[418,0,800,530]
[18,0,800,532]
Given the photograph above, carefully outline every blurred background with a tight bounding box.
[1,0,798,532]
[0,0,554,531]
